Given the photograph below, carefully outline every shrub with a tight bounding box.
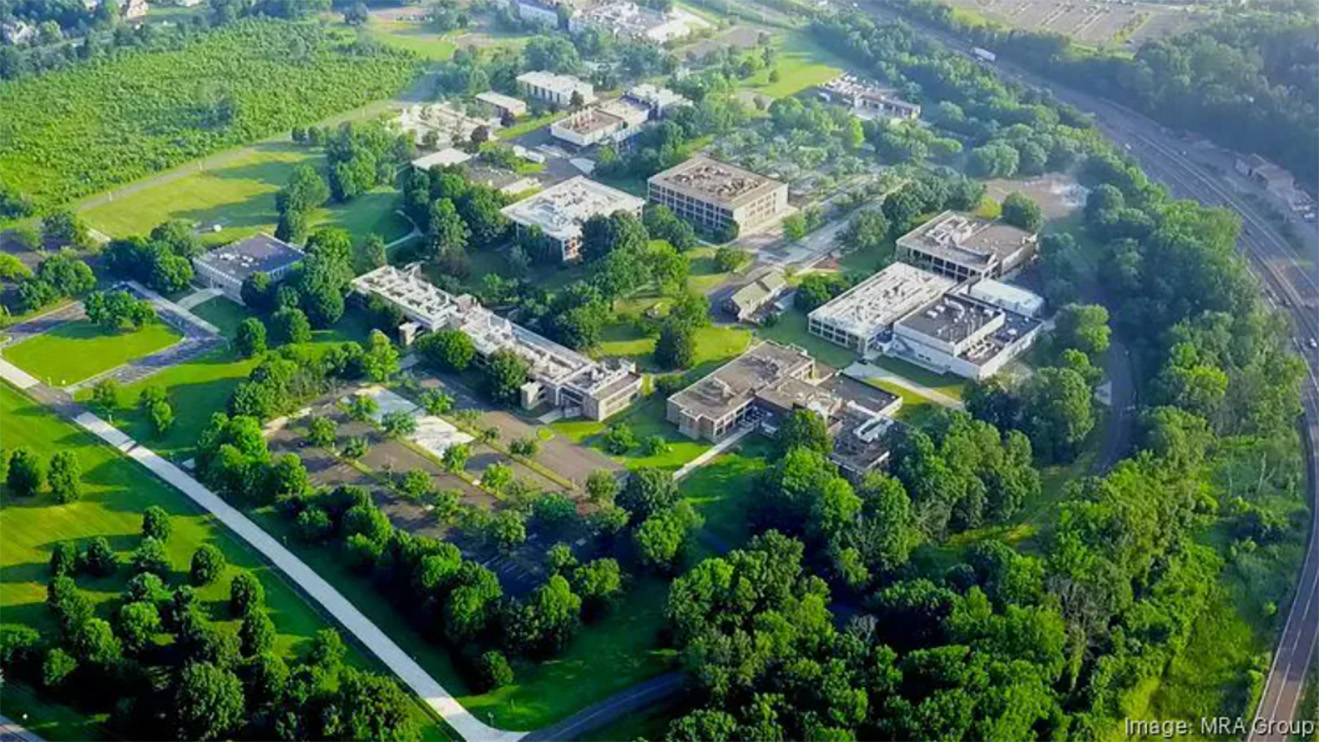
[190,545,227,586]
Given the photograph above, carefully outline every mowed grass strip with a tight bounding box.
[2,319,182,386]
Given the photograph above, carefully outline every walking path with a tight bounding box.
[0,714,46,742]
[523,671,687,742]
[672,425,754,481]
[177,287,225,311]
[842,361,965,410]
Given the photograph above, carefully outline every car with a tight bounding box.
[1309,338,1318,350]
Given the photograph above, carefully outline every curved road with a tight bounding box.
[856,4,1319,734]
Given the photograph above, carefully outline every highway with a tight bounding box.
[856,2,1319,734]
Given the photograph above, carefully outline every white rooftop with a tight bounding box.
[476,91,527,111]
[500,176,645,242]
[411,148,473,170]
[809,263,957,338]
[966,279,1045,318]
[350,265,466,331]
[625,84,690,111]
[517,71,596,102]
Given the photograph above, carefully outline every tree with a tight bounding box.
[510,437,539,457]
[795,273,849,312]
[307,415,337,448]
[1000,191,1043,233]
[483,348,530,405]
[343,1,369,24]
[174,662,245,741]
[1053,303,1111,358]
[641,435,671,456]
[92,379,120,413]
[617,467,677,519]
[573,558,624,617]
[382,410,418,438]
[482,463,514,494]
[70,617,121,666]
[191,544,227,585]
[841,209,889,254]
[335,669,419,741]
[347,394,379,422]
[239,611,276,657]
[776,409,831,457]
[7,447,44,496]
[150,400,175,435]
[425,198,470,264]
[1020,366,1094,462]
[477,650,513,691]
[42,648,78,688]
[715,245,749,272]
[142,505,172,542]
[603,423,638,455]
[634,502,703,572]
[50,541,79,578]
[85,290,155,329]
[442,443,470,473]
[416,328,476,371]
[82,536,118,577]
[230,572,265,617]
[235,318,267,358]
[46,451,81,504]
[654,320,696,369]
[782,212,807,241]
[270,307,312,345]
[41,209,90,249]
[115,600,162,655]
[585,469,619,503]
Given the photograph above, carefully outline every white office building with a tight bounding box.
[501,176,645,261]
[808,263,956,355]
[517,71,597,108]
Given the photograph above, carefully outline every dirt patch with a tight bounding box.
[984,173,1087,221]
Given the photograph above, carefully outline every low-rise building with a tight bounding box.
[818,74,921,121]
[889,292,1042,380]
[965,278,1045,318]
[895,211,1037,281]
[549,97,651,147]
[351,265,642,419]
[623,84,690,118]
[647,157,788,236]
[463,163,541,197]
[517,70,597,108]
[808,263,956,355]
[567,1,708,42]
[667,341,817,442]
[410,147,473,171]
[395,103,500,149]
[194,234,304,304]
[726,269,787,323]
[501,176,645,261]
[477,91,529,120]
[829,399,901,483]
[514,0,563,27]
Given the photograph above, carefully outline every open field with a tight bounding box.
[740,33,846,98]
[2,320,181,386]
[80,142,411,247]
[756,309,856,369]
[681,435,774,550]
[0,383,446,740]
[366,19,459,61]
[552,395,715,473]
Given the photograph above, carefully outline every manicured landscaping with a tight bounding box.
[553,395,715,473]
[366,20,459,61]
[680,435,773,551]
[741,33,846,98]
[81,143,411,247]
[189,295,255,338]
[757,309,856,369]
[2,319,182,386]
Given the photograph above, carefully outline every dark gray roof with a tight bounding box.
[196,234,304,283]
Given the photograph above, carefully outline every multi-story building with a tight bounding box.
[549,97,651,148]
[351,265,642,420]
[895,211,1038,281]
[500,176,645,262]
[666,341,819,442]
[623,84,690,118]
[647,157,788,236]
[193,234,304,305]
[808,263,956,355]
[888,292,1042,380]
[817,74,921,121]
[517,71,597,108]
[477,91,529,119]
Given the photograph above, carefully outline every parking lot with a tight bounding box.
[942,0,1199,47]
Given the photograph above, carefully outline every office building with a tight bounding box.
[666,341,818,442]
[549,97,651,147]
[647,157,788,235]
[477,91,529,119]
[501,176,645,261]
[895,211,1037,281]
[808,263,956,355]
[194,234,304,304]
[517,71,597,108]
[818,74,921,121]
[889,292,1042,380]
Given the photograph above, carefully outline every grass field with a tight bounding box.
[553,395,716,473]
[0,383,446,740]
[757,310,856,369]
[681,435,774,550]
[366,20,458,61]
[2,320,182,386]
[741,33,846,98]
[80,142,411,247]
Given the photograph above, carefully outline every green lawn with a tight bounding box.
[2,320,182,386]
[245,504,677,730]
[866,355,967,400]
[80,142,410,247]
[498,111,561,140]
[681,435,774,551]
[742,33,846,98]
[552,395,714,473]
[596,324,751,374]
[757,310,857,370]
[366,20,458,61]
[190,296,256,338]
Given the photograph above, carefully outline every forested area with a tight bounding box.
[881,0,1319,187]
[0,19,421,213]
[644,11,1308,738]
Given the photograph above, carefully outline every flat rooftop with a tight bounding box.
[821,74,914,106]
[809,263,956,337]
[350,265,463,328]
[557,108,623,135]
[648,157,784,208]
[476,91,526,110]
[196,233,303,283]
[412,148,472,170]
[501,176,645,242]
[899,211,1036,270]
[517,71,595,100]
[669,341,813,421]
[898,293,1041,367]
[625,84,689,110]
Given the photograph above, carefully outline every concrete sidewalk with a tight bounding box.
[672,425,754,481]
[72,411,521,742]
